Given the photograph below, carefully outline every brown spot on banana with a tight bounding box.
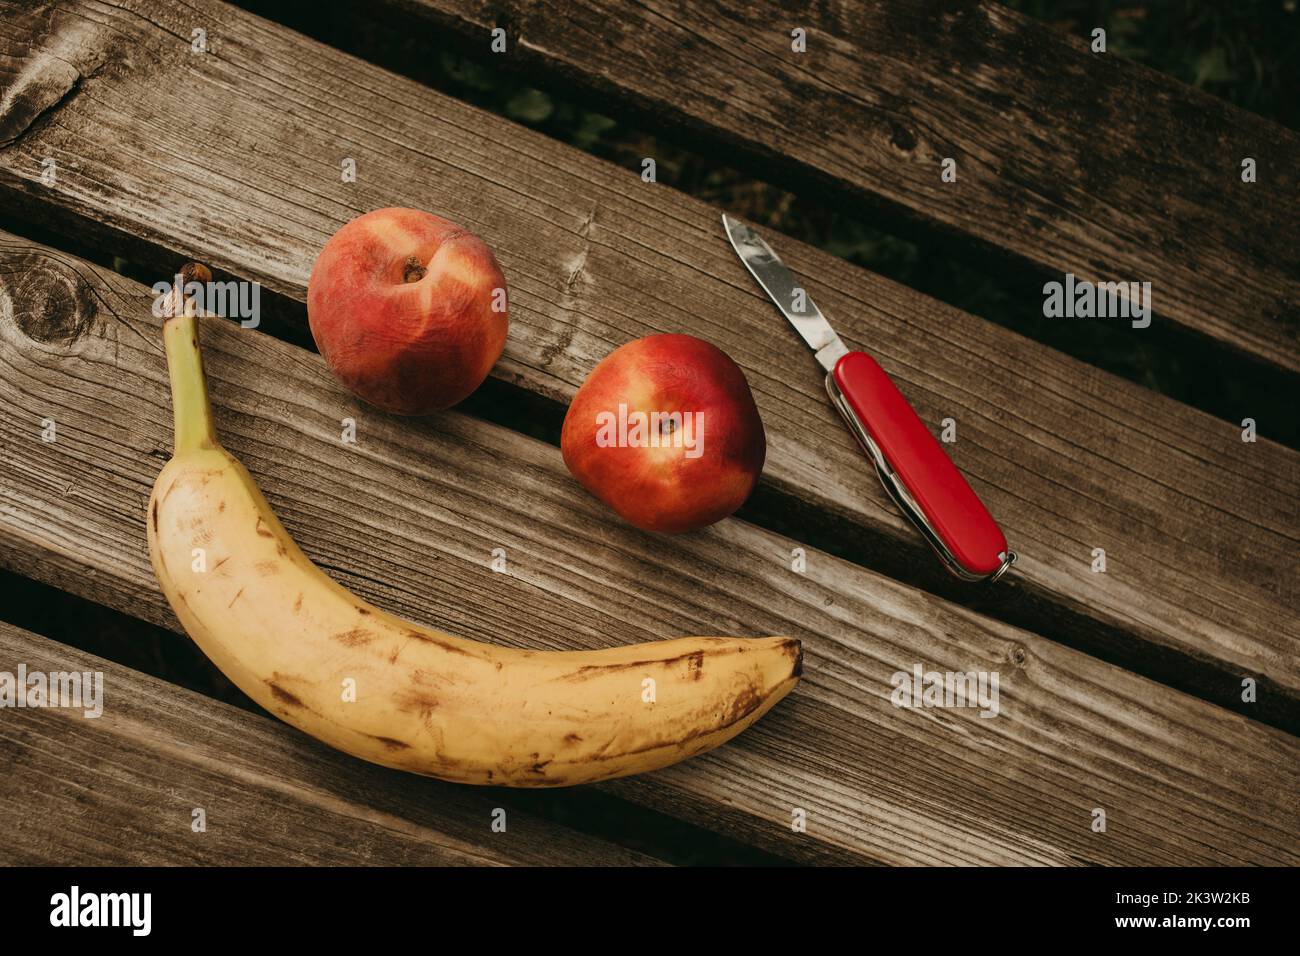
[293,592,303,613]
[575,686,771,765]
[267,681,305,708]
[688,649,704,680]
[785,639,803,677]
[368,735,412,751]
[332,627,376,647]
[254,560,279,577]
[255,517,273,538]
[723,686,762,727]
[565,645,740,681]
[227,587,244,608]
[394,689,440,721]
[403,629,477,657]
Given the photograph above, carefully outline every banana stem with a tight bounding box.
[163,273,218,454]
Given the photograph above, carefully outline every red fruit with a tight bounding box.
[561,334,766,533]
[307,207,509,414]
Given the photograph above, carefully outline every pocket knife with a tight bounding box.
[723,214,1016,582]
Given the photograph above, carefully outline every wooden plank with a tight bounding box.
[0,0,1295,729]
[0,621,663,866]
[1,234,1296,866]
[369,0,1300,373]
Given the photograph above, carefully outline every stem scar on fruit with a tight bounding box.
[402,255,427,283]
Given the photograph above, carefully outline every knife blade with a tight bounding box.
[723,213,1016,583]
[723,214,848,370]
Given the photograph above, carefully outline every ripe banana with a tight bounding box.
[147,274,801,786]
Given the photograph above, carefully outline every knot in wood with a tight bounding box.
[2,253,98,346]
[888,121,918,152]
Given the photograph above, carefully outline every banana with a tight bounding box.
[147,271,801,786]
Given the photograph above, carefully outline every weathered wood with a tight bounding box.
[0,621,663,865]
[0,0,1296,728]
[374,0,1300,372]
[1,236,1296,865]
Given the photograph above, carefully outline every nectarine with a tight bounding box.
[561,334,766,533]
[307,208,508,414]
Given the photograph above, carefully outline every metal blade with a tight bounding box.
[723,214,847,370]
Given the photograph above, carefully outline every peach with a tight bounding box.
[307,207,508,414]
[561,334,766,533]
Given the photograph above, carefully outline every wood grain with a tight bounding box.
[0,0,1294,726]
[0,621,663,866]
[383,0,1300,372]
[1,235,1296,865]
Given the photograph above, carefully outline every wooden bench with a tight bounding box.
[1,0,1296,865]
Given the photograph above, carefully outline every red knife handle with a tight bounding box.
[828,351,1013,581]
